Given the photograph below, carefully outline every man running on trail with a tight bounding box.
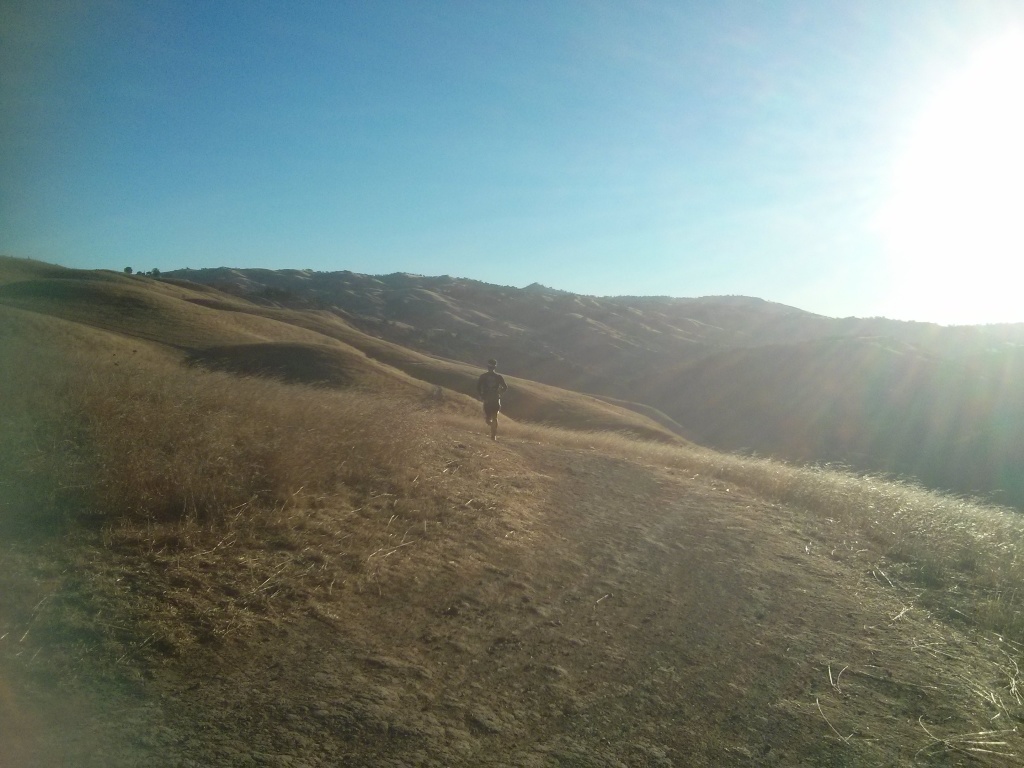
[476,358,508,440]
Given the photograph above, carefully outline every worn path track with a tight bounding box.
[4,432,1022,766]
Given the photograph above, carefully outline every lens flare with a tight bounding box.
[878,29,1024,324]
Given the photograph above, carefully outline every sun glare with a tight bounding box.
[878,29,1024,324]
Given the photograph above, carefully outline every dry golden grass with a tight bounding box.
[1,318,527,679]
[0,324,433,533]
[0,256,70,286]
[8,258,1024,765]
[6,291,1024,765]
[220,300,685,442]
[6,298,1024,645]
[0,257,682,446]
[489,419,1024,642]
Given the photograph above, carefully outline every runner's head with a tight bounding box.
[487,358,497,370]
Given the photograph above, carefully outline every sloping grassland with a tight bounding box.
[2,259,1024,766]
[169,266,1024,507]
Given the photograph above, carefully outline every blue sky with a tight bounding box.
[3,1,1023,324]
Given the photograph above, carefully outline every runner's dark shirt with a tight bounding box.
[477,371,506,403]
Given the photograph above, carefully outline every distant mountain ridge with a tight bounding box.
[165,266,1024,507]
[167,266,1024,354]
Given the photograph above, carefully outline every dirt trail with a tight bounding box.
[5,432,1023,766]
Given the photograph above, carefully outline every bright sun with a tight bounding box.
[877,29,1024,325]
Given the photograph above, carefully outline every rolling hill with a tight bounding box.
[0,258,681,443]
[168,265,1024,507]
[3,255,1024,765]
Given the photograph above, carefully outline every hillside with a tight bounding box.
[168,266,1024,507]
[3,256,1024,765]
[0,258,679,443]
[660,338,1024,503]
